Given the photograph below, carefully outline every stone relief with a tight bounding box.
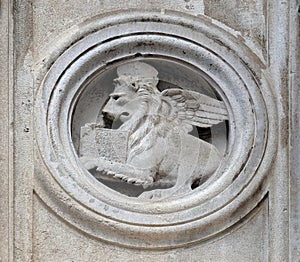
[79,62,228,199]
[31,9,276,251]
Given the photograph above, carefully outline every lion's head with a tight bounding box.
[102,62,175,160]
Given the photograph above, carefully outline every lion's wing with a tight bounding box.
[162,88,228,128]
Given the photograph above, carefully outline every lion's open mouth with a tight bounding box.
[102,112,114,128]
[102,111,130,129]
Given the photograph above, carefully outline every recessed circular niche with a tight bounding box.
[71,58,229,197]
[34,10,276,249]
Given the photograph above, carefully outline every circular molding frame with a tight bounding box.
[34,10,276,249]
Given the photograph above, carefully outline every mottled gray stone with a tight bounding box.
[0,0,299,261]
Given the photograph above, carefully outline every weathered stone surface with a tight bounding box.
[32,0,205,59]
[0,1,13,261]
[290,0,300,259]
[0,0,299,261]
[204,0,267,48]
[33,194,269,261]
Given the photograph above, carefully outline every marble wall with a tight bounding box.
[0,0,299,261]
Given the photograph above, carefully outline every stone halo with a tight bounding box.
[34,10,276,249]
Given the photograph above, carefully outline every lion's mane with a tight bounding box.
[117,77,179,161]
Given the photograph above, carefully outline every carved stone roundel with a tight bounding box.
[74,59,229,198]
[34,10,276,249]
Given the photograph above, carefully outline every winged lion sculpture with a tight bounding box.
[79,62,228,199]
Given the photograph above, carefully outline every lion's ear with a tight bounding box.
[162,88,228,128]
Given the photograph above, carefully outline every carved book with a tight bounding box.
[79,123,128,163]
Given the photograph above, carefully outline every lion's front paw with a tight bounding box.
[96,161,155,186]
[95,161,148,186]
[98,168,143,185]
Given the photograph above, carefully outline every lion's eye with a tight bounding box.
[112,95,120,100]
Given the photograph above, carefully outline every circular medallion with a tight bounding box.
[34,10,276,248]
